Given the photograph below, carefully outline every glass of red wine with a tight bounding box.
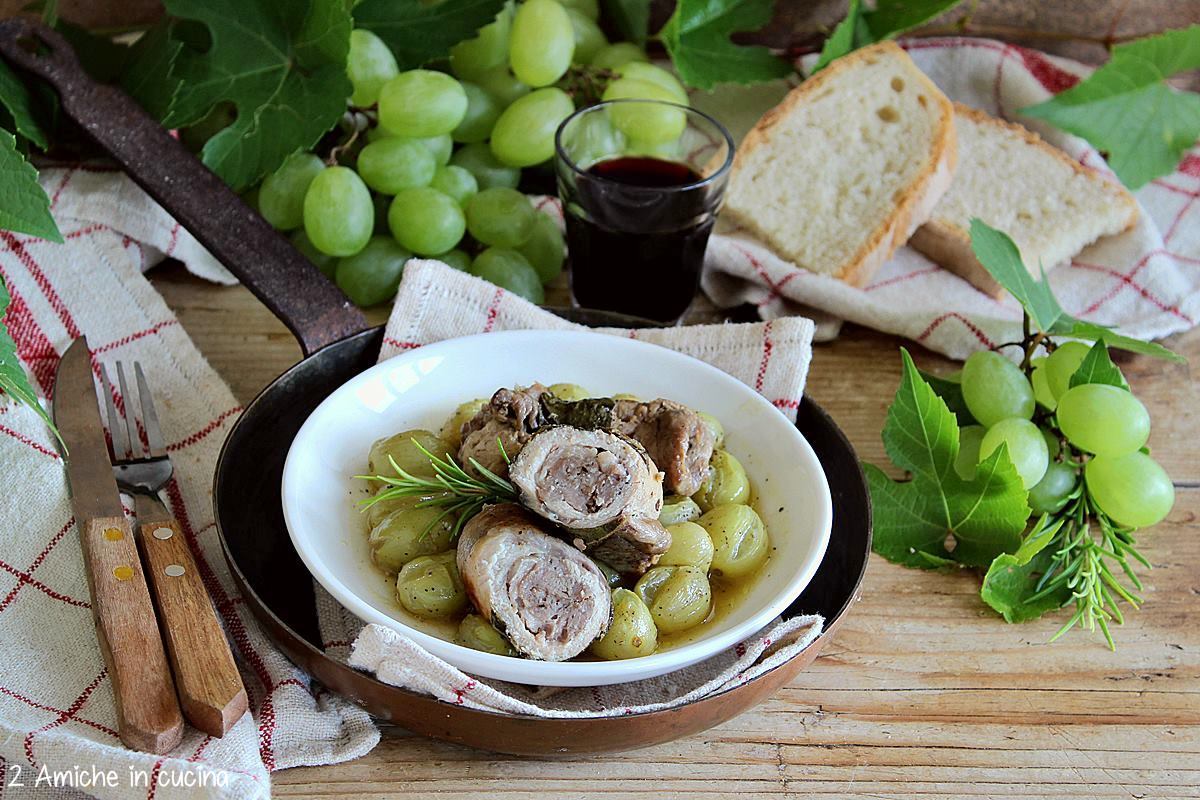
[554,100,735,323]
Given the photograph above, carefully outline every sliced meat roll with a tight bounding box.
[509,426,664,529]
[459,504,612,661]
[458,384,549,478]
[612,398,716,497]
[456,503,545,578]
[575,514,672,575]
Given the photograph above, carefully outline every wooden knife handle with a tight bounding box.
[81,516,183,753]
[136,516,248,737]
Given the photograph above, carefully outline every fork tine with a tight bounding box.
[98,364,131,460]
[134,363,166,458]
[115,362,144,459]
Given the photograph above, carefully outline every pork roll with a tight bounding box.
[509,426,664,529]
[458,384,549,478]
[574,514,672,575]
[612,398,716,496]
[458,503,612,661]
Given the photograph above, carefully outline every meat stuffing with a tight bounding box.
[458,503,612,661]
[612,398,716,496]
[458,384,549,477]
[509,426,664,529]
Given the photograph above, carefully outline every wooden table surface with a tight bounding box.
[150,265,1200,799]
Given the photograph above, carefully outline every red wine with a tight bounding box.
[564,157,716,323]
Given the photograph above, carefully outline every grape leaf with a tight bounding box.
[659,0,792,90]
[1069,340,1129,390]
[120,21,183,121]
[354,0,507,71]
[867,349,1029,568]
[0,58,48,148]
[160,0,353,192]
[0,130,61,242]
[980,517,1070,623]
[918,367,977,425]
[1020,26,1200,189]
[968,219,1185,363]
[815,0,964,71]
[0,275,60,445]
[603,0,652,46]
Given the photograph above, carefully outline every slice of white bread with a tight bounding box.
[910,104,1139,296]
[723,41,956,287]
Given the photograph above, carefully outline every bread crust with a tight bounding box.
[726,41,958,287]
[911,103,1140,295]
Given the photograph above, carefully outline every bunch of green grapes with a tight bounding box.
[250,0,692,308]
[955,345,1172,529]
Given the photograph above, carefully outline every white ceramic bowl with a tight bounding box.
[281,330,832,686]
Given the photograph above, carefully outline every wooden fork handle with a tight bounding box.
[134,495,248,737]
[81,515,183,753]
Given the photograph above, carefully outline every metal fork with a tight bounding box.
[100,361,247,738]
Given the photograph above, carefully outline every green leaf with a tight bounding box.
[868,349,1030,569]
[0,58,48,149]
[1020,26,1200,189]
[918,368,977,425]
[660,0,792,90]
[814,0,963,71]
[1068,340,1129,390]
[603,0,652,46]
[969,219,1186,363]
[0,275,60,446]
[354,0,507,71]
[981,517,1070,622]
[161,0,353,191]
[120,21,183,120]
[0,130,61,242]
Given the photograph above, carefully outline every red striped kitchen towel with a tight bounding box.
[0,164,377,800]
[701,37,1200,358]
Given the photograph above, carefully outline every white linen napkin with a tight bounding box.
[316,259,824,717]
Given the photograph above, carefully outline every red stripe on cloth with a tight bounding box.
[381,337,420,351]
[1072,256,1195,323]
[754,320,774,393]
[91,320,181,355]
[865,266,941,292]
[165,223,180,257]
[1151,179,1200,199]
[1015,47,1081,94]
[48,168,77,211]
[0,424,59,460]
[23,669,107,768]
[0,557,89,609]
[0,232,80,338]
[734,243,800,304]
[165,406,242,452]
[1178,154,1200,179]
[0,282,57,396]
[917,312,996,348]
[0,686,118,738]
[0,517,74,614]
[1162,192,1199,244]
[773,398,801,410]
[481,287,505,333]
[146,758,165,800]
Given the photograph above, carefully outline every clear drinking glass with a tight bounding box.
[554,100,735,323]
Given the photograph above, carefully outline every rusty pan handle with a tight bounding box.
[0,18,369,357]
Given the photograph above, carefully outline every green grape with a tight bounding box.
[334,236,410,306]
[430,165,479,205]
[1085,451,1174,529]
[557,111,625,168]
[490,87,575,167]
[466,187,535,247]
[1043,341,1091,400]
[1031,363,1056,410]
[449,5,511,82]
[1040,427,1061,460]
[452,82,502,143]
[450,142,522,189]
[475,66,531,107]
[590,42,649,70]
[558,0,599,20]
[355,138,436,194]
[1028,461,1077,515]
[516,212,565,283]
[258,152,324,231]
[954,425,986,480]
[179,102,235,152]
[303,166,374,256]
[980,418,1049,490]
[290,229,337,278]
[566,8,607,64]
[347,29,399,107]
[616,62,688,104]
[411,134,454,166]
[509,0,575,87]
[378,70,468,137]
[1056,383,1150,456]
[469,247,544,303]
[438,248,472,271]
[960,350,1035,426]
[602,78,687,144]
[388,188,466,256]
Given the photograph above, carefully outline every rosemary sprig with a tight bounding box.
[355,438,518,539]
